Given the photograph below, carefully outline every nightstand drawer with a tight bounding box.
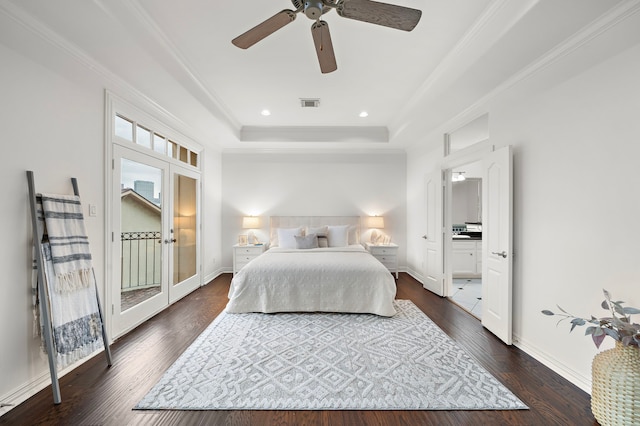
[368,246,395,256]
[236,255,258,264]
[375,255,397,268]
[364,243,399,279]
[236,246,263,256]
[235,259,253,270]
[233,244,266,274]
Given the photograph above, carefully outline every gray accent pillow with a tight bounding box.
[295,233,319,249]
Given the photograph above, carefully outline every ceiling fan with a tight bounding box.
[232,0,422,74]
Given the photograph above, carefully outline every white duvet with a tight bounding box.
[226,245,397,316]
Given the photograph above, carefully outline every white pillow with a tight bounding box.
[277,227,303,249]
[348,225,359,245]
[327,225,349,247]
[307,225,328,237]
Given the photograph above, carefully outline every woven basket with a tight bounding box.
[591,342,640,426]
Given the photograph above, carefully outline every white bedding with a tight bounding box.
[226,245,397,316]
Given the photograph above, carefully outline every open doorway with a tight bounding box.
[447,161,483,318]
[442,115,488,320]
[427,135,513,343]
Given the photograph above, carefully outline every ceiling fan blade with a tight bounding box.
[311,20,337,74]
[232,10,297,49]
[337,0,421,31]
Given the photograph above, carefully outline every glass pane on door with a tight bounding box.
[173,174,197,285]
[120,158,163,311]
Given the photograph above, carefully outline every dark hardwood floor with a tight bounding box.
[1,273,597,425]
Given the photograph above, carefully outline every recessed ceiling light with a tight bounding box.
[261,109,271,116]
[359,111,369,118]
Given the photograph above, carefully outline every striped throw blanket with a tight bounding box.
[32,194,104,369]
[40,194,93,292]
[38,243,104,368]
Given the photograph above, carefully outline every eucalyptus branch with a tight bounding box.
[542,289,640,349]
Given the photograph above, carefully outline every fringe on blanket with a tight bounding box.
[52,311,104,369]
[36,243,104,370]
[54,268,93,293]
[56,333,104,369]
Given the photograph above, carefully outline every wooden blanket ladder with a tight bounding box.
[26,171,112,404]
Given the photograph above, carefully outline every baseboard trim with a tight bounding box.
[405,267,425,287]
[203,268,225,285]
[400,268,591,394]
[513,334,591,394]
[0,371,50,417]
[0,348,104,417]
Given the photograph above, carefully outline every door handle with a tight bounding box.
[492,251,508,259]
[421,235,428,240]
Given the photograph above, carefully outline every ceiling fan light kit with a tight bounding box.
[232,0,422,73]
[304,1,325,19]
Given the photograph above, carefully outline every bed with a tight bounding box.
[226,216,397,317]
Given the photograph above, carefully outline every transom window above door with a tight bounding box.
[114,114,199,169]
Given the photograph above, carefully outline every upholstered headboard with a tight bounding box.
[269,216,361,247]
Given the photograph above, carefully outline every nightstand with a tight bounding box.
[365,243,399,279]
[233,244,266,275]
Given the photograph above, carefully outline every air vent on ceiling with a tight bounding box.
[300,98,320,108]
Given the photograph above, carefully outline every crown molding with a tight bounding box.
[399,0,640,149]
[483,0,640,102]
[0,0,227,147]
[120,0,241,132]
[222,147,406,156]
[389,0,537,133]
[240,126,389,143]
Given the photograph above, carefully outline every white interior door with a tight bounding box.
[423,170,444,295]
[481,146,513,344]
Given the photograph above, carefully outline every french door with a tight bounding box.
[111,144,201,338]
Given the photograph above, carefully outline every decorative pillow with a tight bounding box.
[327,224,349,247]
[307,225,328,237]
[317,235,329,248]
[277,227,303,249]
[295,234,319,249]
[348,225,359,245]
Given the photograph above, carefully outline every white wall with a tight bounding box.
[0,41,108,407]
[0,37,223,412]
[406,41,640,391]
[495,42,640,390]
[221,152,407,268]
[202,148,223,282]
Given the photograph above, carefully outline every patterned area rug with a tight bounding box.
[135,300,527,410]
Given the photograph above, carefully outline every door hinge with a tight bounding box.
[111,304,114,315]
[112,158,114,170]
[112,232,114,242]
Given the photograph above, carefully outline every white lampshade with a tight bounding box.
[368,216,384,229]
[242,216,261,229]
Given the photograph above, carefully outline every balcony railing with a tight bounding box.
[121,231,162,291]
